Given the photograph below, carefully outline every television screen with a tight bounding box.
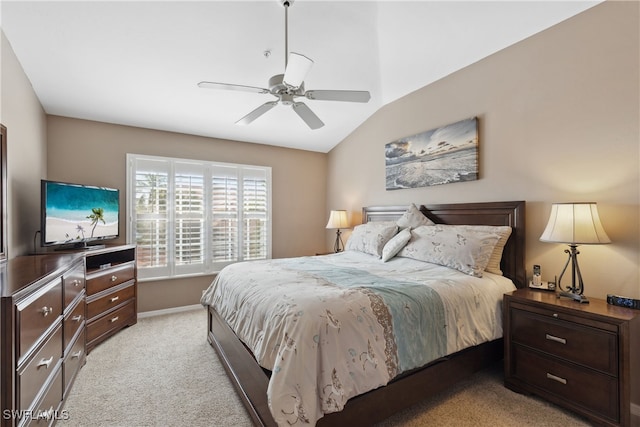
[42,180,119,247]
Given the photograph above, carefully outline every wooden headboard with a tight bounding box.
[362,201,526,288]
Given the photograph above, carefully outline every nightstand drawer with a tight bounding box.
[513,345,619,423]
[510,307,617,375]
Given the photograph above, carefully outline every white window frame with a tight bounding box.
[126,153,272,281]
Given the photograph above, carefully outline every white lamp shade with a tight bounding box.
[326,210,349,229]
[283,52,314,89]
[540,203,611,245]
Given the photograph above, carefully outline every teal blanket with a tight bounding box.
[280,258,447,372]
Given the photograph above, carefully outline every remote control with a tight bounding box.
[606,294,640,310]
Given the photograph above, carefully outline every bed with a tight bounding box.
[202,200,526,426]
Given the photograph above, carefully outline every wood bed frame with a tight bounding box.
[206,200,526,426]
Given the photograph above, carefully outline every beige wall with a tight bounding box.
[3,0,638,308]
[0,31,48,258]
[46,116,327,311]
[328,1,640,301]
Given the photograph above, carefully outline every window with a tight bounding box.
[127,154,271,280]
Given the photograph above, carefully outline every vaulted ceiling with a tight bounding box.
[1,1,600,152]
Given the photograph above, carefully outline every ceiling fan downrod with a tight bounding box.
[283,0,292,70]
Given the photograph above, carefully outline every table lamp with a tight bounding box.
[326,210,349,253]
[540,202,610,303]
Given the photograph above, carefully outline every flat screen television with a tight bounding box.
[41,179,119,248]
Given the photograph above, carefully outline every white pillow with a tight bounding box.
[396,203,435,229]
[397,225,500,277]
[381,227,412,262]
[449,225,512,275]
[345,222,399,258]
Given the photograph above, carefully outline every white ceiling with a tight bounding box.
[1,0,601,153]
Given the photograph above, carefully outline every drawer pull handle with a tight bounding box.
[110,316,119,323]
[110,296,120,303]
[37,356,54,369]
[545,334,566,344]
[546,372,567,385]
[111,275,118,282]
[72,315,83,322]
[72,350,83,359]
[40,306,53,317]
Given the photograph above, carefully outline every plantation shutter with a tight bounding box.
[174,162,205,275]
[127,154,271,280]
[243,167,269,260]
[211,165,239,268]
[131,157,170,278]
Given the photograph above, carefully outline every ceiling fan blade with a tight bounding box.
[305,90,371,103]
[236,101,279,125]
[283,53,314,89]
[198,81,269,94]
[291,102,324,130]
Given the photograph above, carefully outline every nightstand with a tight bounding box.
[504,288,639,426]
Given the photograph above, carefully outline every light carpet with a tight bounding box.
[60,308,591,426]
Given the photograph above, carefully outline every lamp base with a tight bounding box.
[558,290,589,304]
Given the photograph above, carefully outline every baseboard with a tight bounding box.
[138,304,203,319]
[632,402,640,417]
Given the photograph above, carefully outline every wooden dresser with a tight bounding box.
[1,253,85,426]
[1,244,137,426]
[504,288,639,426]
[83,245,137,354]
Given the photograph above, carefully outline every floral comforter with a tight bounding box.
[200,251,516,426]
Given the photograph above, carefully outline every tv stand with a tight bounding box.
[82,243,106,250]
[54,242,107,251]
[83,244,137,353]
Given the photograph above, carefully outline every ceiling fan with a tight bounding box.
[197,0,371,130]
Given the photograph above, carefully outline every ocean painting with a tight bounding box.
[385,117,478,190]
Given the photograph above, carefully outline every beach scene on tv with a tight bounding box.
[44,182,119,245]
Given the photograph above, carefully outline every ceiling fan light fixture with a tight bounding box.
[197,0,370,130]
[283,52,314,89]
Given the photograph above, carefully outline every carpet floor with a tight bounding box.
[60,308,592,426]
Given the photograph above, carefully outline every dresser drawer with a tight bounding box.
[63,328,85,396]
[63,297,85,352]
[86,282,135,320]
[86,262,135,296]
[24,369,63,427]
[86,300,135,343]
[512,345,619,423]
[510,307,617,375]
[63,263,85,309]
[17,279,63,360]
[18,325,62,413]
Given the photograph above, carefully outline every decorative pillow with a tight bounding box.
[450,225,512,275]
[345,221,399,258]
[381,227,412,262]
[397,225,500,277]
[396,203,435,229]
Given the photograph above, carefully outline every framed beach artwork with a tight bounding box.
[385,117,478,190]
